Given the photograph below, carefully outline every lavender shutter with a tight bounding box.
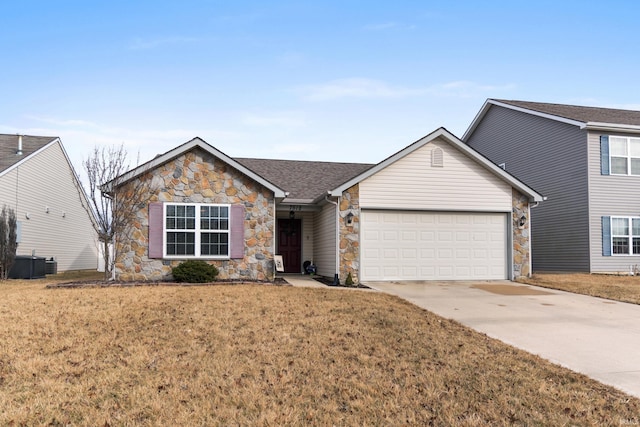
[230,204,245,259]
[148,202,164,258]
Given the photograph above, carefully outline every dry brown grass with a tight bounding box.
[520,273,640,305]
[1,274,639,425]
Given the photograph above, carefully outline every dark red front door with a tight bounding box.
[277,219,302,273]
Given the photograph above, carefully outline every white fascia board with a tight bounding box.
[279,198,314,204]
[584,122,640,133]
[0,137,59,179]
[462,99,494,141]
[103,137,287,198]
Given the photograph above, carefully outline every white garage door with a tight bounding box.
[361,210,507,281]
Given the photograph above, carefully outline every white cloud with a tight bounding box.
[128,36,200,50]
[272,143,320,155]
[2,116,248,178]
[299,78,423,101]
[602,103,640,111]
[299,78,515,101]
[434,81,517,98]
[363,22,417,31]
[242,112,307,127]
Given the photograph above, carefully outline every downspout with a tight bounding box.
[528,200,541,278]
[273,195,279,280]
[325,193,340,285]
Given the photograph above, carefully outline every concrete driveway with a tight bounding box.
[366,280,640,399]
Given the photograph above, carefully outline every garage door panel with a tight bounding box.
[438,231,453,241]
[455,248,470,258]
[361,210,507,281]
[438,248,454,259]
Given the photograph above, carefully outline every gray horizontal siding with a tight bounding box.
[588,131,640,272]
[466,106,589,272]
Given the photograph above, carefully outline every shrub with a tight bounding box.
[172,260,219,283]
[345,272,354,287]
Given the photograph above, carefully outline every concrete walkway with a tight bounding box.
[279,274,327,288]
[365,280,640,399]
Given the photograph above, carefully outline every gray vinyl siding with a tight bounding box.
[466,106,589,272]
[588,130,640,272]
[0,141,98,271]
[313,203,336,277]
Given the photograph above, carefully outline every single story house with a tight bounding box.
[105,127,543,284]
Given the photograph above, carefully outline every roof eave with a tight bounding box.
[103,138,287,198]
[0,137,60,179]
[583,122,640,134]
[280,198,315,205]
[462,99,494,141]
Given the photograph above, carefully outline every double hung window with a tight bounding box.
[610,217,640,255]
[164,203,230,258]
[610,136,640,175]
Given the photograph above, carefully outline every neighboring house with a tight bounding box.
[0,134,99,272]
[464,99,640,273]
[105,128,542,283]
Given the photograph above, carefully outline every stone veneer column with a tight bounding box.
[339,184,360,284]
[114,148,275,282]
[512,189,531,278]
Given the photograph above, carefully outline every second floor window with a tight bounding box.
[610,136,640,175]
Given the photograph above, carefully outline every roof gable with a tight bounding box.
[0,134,59,176]
[331,127,544,202]
[105,137,287,198]
[464,99,640,140]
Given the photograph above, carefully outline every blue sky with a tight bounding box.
[2,1,640,174]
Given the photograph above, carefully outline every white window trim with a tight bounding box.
[610,216,640,256]
[162,202,231,259]
[609,136,640,176]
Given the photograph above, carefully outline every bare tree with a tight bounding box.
[0,205,18,280]
[82,145,147,279]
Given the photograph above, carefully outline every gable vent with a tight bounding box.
[431,147,444,167]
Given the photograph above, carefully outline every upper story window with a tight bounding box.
[164,203,230,258]
[610,136,640,175]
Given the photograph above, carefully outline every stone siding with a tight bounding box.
[114,148,275,281]
[512,189,531,278]
[339,184,360,284]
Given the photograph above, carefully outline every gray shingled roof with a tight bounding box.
[495,99,640,126]
[0,134,57,174]
[235,158,374,200]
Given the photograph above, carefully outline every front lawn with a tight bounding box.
[519,273,640,305]
[0,275,638,425]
